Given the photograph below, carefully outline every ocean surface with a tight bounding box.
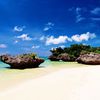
[0,58,85,70]
[40,60,85,68]
[0,61,10,69]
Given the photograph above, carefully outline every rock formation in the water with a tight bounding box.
[57,53,70,61]
[48,55,60,61]
[48,53,73,62]
[49,44,100,62]
[76,53,100,65]
[0,54,44,69]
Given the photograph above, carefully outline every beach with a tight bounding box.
[0,0,100,99]
[0,61,85,91]
[0,61,100,100]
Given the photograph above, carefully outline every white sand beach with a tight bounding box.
[0,65,100,100]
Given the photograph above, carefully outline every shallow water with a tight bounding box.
[40,60,86,68]
[0,59,86,70]
[0,61,10,69]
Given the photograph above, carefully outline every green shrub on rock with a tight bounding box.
[49,44,100,62]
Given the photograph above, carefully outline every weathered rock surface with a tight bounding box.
[48,55,60,61]
[76,53,100,65]
[48,53,72,62]
[0,54,44,69]
[58,53,70,61]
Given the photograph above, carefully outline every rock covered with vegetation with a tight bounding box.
[0,53,44,69]
[49,44,100,64]
[76,53,100,65]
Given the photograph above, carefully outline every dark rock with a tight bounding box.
[58,53,70,61]
[48,53,72,62]
[0,54,44,69]
[48,55,60,61]
[76,53,100,65]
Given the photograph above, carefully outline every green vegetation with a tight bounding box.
[50,44,100,61]
[17,53,37,59]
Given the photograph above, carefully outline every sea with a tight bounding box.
[0,61,10,69]
[0,57,85,69]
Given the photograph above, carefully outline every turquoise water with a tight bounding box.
[0,61,10,69]
[0,58,84,69]
[0,57,48,69]
[40,59,83,68]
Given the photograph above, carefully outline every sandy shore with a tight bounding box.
[0,67,61,91]
[0,62,86,91]
[0,65,100,100]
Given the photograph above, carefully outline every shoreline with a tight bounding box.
[0,67,62,92]
[0,65,100,100]
[0,63,99,91]
[0,61,98,92]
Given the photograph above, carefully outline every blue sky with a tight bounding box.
[0,0,100,56]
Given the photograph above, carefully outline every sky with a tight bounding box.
[0,0,100,56]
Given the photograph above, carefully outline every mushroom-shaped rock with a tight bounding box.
[76,53,100,65]
[0,54,44,69]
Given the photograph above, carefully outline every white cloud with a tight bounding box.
[14,40,19,44]
[91,8,100,15]
[16,34,32,41]
[43,22,54,31]
[76,7,81,14]
[43,27,50,31]
[14,26,25,32]
[75,7,85,23]
[0,44,7,48]
[76,15,85,23]
[46,36,69,45]
[40,36,46,41]
[32,45,40,49]
[71,32,96,42]
[42,32,96,45]
[46,22,54,26]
